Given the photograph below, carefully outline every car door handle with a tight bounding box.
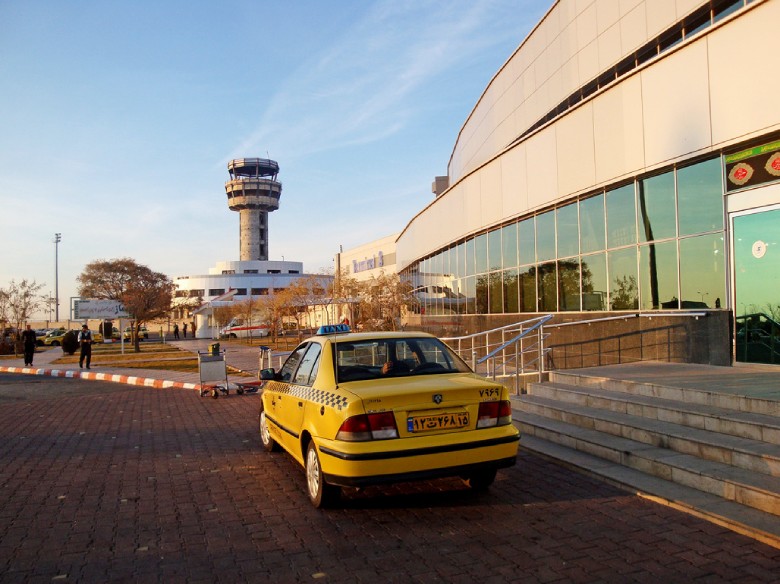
[298,401,303,408]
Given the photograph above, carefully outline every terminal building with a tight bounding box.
[174,157,331,337]
[351,0,778,366]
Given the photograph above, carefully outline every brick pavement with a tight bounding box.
[1,374,779,583]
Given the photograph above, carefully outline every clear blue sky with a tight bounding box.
[0,0,546,320]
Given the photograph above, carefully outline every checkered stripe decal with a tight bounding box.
[278,383,349,411]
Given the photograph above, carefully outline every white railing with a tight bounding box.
[441,315,554,390]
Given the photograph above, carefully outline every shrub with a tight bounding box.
[61,330,79,355]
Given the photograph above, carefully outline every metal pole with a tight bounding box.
[54,233,61,322]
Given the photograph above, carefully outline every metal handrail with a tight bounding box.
[442,315,554,390]
[545,311,708,329]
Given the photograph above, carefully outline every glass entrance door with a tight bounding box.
[733,208,780,363]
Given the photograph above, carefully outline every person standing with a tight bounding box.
[173,323,180,340]
[21,324,36,366]
[78,324,93,369]
[191,321,197,338]
[183,323,188,338]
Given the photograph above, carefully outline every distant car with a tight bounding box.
[34,329,51,346]
[123,326,149,341]
[258,325,520,507]
[41,328,69,346]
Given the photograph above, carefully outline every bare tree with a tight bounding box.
[77,258,174,352]
[0,279,45,354]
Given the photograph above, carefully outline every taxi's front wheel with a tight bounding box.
[305,442,339,508]
[259,408,279,452]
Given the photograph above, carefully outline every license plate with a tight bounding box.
[407,412,469,432]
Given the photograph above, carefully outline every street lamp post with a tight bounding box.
[54,233,61,322]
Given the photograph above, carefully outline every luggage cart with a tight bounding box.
[198,349,229,399]
[233,345,272,395]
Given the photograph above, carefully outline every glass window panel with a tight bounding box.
[453,242,463,279]
[488,229,502,271]
[679,234,725,309]
[475,233,488,275]
[536,212,556,262]
[638,172,676,242]
[489,272,503,313]
[639,241,679,310]
[292,343,322,386]
[518,219,535,265]
[476,274,489,314]
[502,223,518,269]
[608,247,639,310]
[464,239,475,276]
[558,259,581,311]
[580,194,606,253]
[462,276,476,314]
[503,269,519,313]
[518,265,537,312]
[606,183,637,248]
[556,204,579,258]
[678,158,724,236]
[537,261,558,311]
[581,253,608,310]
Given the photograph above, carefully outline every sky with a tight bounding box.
[0,0,547,321]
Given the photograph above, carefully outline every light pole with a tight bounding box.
[54,233,61,322]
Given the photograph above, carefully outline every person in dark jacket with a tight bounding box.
[21,324,36,366]
[78,324,93,369]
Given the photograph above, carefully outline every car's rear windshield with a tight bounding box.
[333,337,471,382]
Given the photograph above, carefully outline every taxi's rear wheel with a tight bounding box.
[465,468,496,491]
[305,442,339,508]
[259,408,279,452]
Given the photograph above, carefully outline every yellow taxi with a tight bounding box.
[258,324,519,507]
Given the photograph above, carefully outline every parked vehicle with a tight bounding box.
[219,318,269,339]
[259,324,519,507]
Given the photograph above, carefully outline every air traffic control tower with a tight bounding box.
[225,157,282,261]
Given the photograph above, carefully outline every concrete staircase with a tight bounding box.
[512,370,780,548]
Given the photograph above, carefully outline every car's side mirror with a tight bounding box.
[260,368,277,380]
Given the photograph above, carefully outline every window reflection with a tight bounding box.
[639,241,679,310]
[556,204,579,258]
[678,158,723,236]
[609,248,639,310]
[679,234,725,309]
[518,266,537,312]
[475,233,488,274]
[638,172,676,243]
[503,269,519,313]
[488,229,502,271]
[518,219,535,265]
[580,194,605,253]
[489,271,503,313]
[558,259,581,311]
[536,212,556,262]
[607,184,637,248]
[502,223,518,269]
[537,262,557,311]
[581,253,607,310]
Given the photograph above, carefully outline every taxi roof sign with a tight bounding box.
[317,324,351,335]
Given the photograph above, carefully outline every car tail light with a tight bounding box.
[336,412,399,441]
[477,400,512,428]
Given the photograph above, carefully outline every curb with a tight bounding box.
[0,365,199,390]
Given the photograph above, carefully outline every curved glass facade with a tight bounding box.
[408,156,726,316]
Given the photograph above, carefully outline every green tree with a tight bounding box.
[77,258,174,352]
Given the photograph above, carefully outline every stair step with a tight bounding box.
[549,370,780,416]
[515,411,780,517]
[515,394,780,478]
[527,380,780,445]
[517,432,780,548]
